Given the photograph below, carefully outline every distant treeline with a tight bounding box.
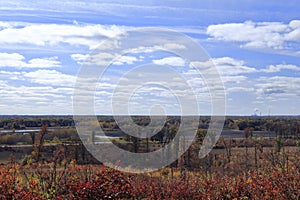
[0,115,299,133]
[0,117,75,129]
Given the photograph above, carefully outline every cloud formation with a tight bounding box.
[261,64,300,73]
[24,69,76,87]
[0,53,60,68]
[212,57,257,75]
[0,22,126,49]
[207,20,300,50]
[153,56,186,67]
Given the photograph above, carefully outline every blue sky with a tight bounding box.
[0,0,299,115]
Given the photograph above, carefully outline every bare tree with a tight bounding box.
[32,124,48,162]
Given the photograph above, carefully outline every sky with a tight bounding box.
[0,0,299,116]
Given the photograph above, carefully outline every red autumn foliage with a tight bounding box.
[0,161,299,199]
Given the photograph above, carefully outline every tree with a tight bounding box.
[32,124,48,162]
[237,120,248,130]
[243,127,253,172]
[243,127,253,139]
[30,132,35,145]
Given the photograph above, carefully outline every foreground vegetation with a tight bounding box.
[0,159,299,199]
[0,116,299,199]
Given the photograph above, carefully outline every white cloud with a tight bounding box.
[189,60,212,70]
[72,52,116,66]
[285,20,300,41]
[153,56,185,67]
[0,53,25,67]
[256,76,300,98]
[0,70,23,80]
[212,57,257,75]
[71,54,89,64]
[227,86,255,93]
[221,75,247,83]
[0,52,60,68]
[183,57,300,111]
[207,20,300,50]
[113,55,138,65]
[24,69,76,87]
[0,21,12,29]
[72,52,139,66]
[184,57,257,97]
[0,22,126,49]
[27,57,60,68]
[261,64,300,73]
[129,43,186,54]
[0,79,74,114]
[188,57,257,76]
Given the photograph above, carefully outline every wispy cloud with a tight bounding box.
[261,64,300,73]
